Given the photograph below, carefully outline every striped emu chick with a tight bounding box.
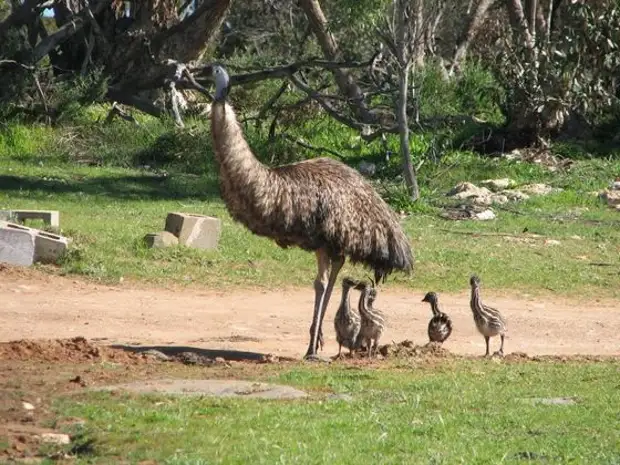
[355,280,385,357]
[333,277,362,358]
[469,275,507,356]
[421,292,453,344]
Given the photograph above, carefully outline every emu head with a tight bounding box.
[211,64,230,102]
[342,277,359,290]
[470,274,481,288]
[422,291,437,304]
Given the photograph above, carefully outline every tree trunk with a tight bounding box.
[450,0,496,74]
[394,0,420,201]
[397,65,419,201]
[298,0,375,124]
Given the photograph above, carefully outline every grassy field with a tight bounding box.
[42,359,620,464]
[1,115,619,297]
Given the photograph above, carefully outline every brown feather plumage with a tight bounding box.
[210,102,414,279]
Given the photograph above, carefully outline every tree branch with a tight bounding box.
[106,87,164,118]
[0,0,47,40]
[29,0,113,64]
[450,0,496,74]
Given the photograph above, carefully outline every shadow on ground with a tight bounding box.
[111,344,296,362]
[0,173,220,201]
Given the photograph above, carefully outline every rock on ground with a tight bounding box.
[144,231,179,248]
[96,379,308,400]
[520,183,562,196]
[599,189,620,207]
[480,178,516,191]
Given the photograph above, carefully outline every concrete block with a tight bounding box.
[165,212,221,250]
[34,230,70,263]
[13,210,60,228]
[0,210,16,222]
[0,222,36,266]
[144,231,179,248]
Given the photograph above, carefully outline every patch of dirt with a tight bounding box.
[0,422,56,463]
[378,340,456,359]
[0,337,147,364]
[1,267,619,360]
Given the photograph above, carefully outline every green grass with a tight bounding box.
[1,116,619,297]
[48,360,620,464]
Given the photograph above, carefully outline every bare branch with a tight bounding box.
[450,0,496,74]
[282,134,346,160]
[105,102,140,125]
[0,59,35,71]
[106,87,164,118]
[298,0,376,123]
[0,0,47,40]
[191,56,378,87]
[29,0,113,64]
[288,73,366,131]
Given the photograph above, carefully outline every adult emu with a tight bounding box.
[207,64,414,360]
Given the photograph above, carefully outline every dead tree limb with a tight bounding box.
[450,0,496,74]
[298,0,376,124]
[282,134,346,160]
[0,0,47,40]
[29,0,113,64]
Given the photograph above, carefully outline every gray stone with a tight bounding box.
[530,397,577,406]
[358,161,376,177]
[97,379,308,400]
[500,190,530,202]
[480,178,515,191]
[599,189,620,207]
[34,230,70,263]
[22,401,35,411]
[144,231,179,248]
[447,182,493,200]
[0,222,36,266]
[141,349,171,361]
[520,183,562,196]
[489,194,509,205]
[39,433,71,445]
[473,209,496,221]
[164,212,221,250]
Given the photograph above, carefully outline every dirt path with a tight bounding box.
[1,269,619,358]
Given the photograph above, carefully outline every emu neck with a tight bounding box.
[341,287,352,310]
[470,287,481,312]
[358,292,370,317]
[211,101,268,181]
[429,300,441,317]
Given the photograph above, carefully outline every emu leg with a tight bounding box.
[498,334,505,356]
[484,336,490,357]
[315,255,345,348]
[305,249,331,359]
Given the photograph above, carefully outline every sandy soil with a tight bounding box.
[1,267,618,358]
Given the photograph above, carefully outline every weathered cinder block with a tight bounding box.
[0,210,15,222]
[164,212,221,250]
[13,210,60,228]
[0,221,36,266]
[34,230,70,263]
[144,231,179,249]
